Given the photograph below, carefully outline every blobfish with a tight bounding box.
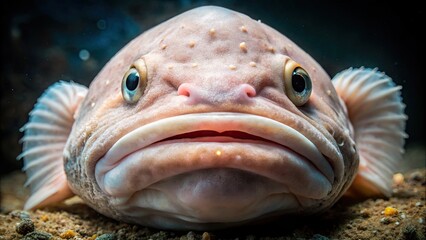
[19,6,407,230]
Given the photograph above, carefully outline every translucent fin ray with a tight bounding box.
[332,68,407,197]
[19,81,88,209]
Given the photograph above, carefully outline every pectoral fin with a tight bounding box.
[332,68,407,198]
[18,81,88,209]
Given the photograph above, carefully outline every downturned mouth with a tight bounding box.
[95,112,334,198]
[157,130,278,144]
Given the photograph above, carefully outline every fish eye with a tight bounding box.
[121,59,148,104]
[283,59,312,106]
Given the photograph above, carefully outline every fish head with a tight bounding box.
[65,6,358,229]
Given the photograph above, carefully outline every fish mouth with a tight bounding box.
[95,112,334,213]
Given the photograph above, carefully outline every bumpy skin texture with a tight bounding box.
[64,6,357,229]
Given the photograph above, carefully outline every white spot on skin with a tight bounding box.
[215,150,221,156]
[249,61,256,67]
[229,65,237,70]
[326,90,331,96]
[209,28,216,36]
[161,44,167,50]
[192,63,198,68]
[240,25,247,33]
[168,65,173,70]
[188,40,196,48]
[91,102,95,108]
[266,46,275,53]
[239,42,247,52]
[105,80,110,85]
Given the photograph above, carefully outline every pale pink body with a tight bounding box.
[20,6,406,230]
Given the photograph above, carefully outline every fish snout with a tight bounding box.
[177,83,256,105]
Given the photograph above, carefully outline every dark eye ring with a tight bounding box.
[121,59,147,104]
[283,59,312,106]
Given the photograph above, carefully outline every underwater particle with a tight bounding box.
[15,218,35,235]
[326,90,332,96]
[418,218,424,224]
[60,229,77,239]
[240,25,247,33]
[79,49,90,61]
[415,201,423,207]
[161,44,167,50]
[97,19,107,30]
[249,61,256,67]
[95,233,117,240]
[23,231,52,240]
[228,65,237,70]
[393,173,405,185]
[192,63,198,68]
[202,232,210,240]
[384,206,398,216]
[188,40,196,48]
[239,42,247,52]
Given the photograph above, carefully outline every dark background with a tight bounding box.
[1,0,424,176]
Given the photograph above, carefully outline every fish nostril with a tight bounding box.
[241,83,256,98]
[177,83,191,97]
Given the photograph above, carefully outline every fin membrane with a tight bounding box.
[332,68,407,197]
[18,81,88,209]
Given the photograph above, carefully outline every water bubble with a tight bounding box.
[79,49,90,61]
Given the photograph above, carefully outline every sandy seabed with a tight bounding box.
[1,167,425,240]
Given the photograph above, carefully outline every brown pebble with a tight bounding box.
[16,218,35,235]
[23,231,52,240]
[360,209,371,218]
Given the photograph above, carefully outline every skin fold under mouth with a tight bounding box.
[94,112,335,201]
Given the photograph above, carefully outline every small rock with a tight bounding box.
[95,233,117,240]
[10,210,31,220]
[360,209,371,218]
[409,171,423,182]
[393,173,404,185]
[186,231,196,240]
[16,219,35,235]
[311,234,330,240]
[380,217,391,224]
[202,232,211,240]
[23,231,52,240]
[402,225,420,240]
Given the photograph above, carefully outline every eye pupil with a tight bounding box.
[125,70,139,91]
[292,67,309,93]
[292,74,306,93]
